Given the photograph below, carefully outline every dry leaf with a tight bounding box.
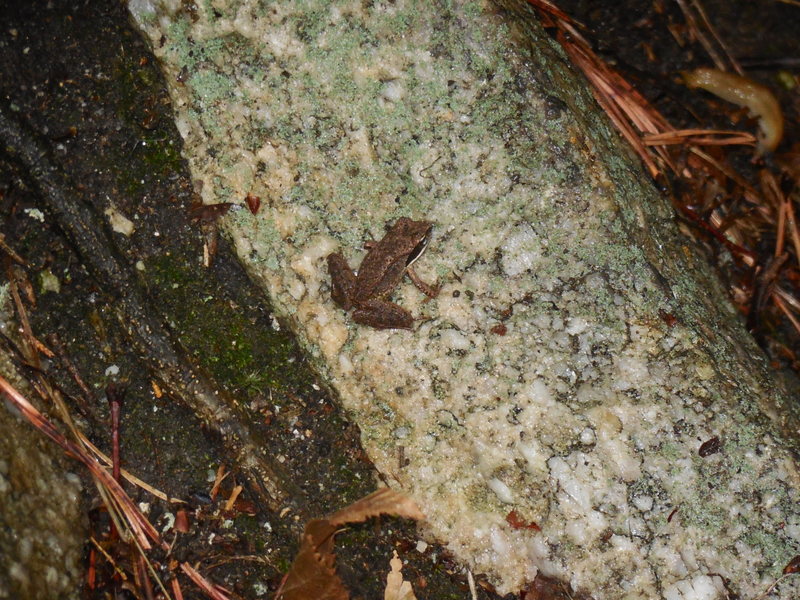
[784,554,800,574]
[188,201,233,223]
[275,519,348,600]
[328,487,425,526]
[277,488,425,600]
[244,193,261,215]
[384,551,417,600]
[521,572,594,600]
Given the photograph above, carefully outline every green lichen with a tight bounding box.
[743,527,795,576]
[189,69,235,107]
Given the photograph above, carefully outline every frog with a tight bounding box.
[327,217,437,329]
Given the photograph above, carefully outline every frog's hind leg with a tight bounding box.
[327,253,357,310]
[352,299,414,330]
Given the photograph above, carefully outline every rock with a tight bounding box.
[128,1,800,597]
[0,351,85,600]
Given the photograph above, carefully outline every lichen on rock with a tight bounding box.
[129,0,800,597]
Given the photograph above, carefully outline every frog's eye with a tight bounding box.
[405,232,430,268]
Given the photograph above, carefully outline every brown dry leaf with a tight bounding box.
[275,519,348,600]
[521,572,595,600]
[276,488,425,600]
[384,551,417,600]
[188,201,233,223]
[784,554,800,574]
[328,487,425,527]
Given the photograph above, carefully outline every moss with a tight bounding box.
[165,17,192,66]
[743,527,795,576]
[147,253,303,396]
[658,442,682,461]
[140,137,183,174]
[106,49,185,195]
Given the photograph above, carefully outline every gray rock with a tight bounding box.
[128,1,800,597]
[0,342,85,600]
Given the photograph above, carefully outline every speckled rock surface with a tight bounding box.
[0,293,85,600]
[129,1,800,597]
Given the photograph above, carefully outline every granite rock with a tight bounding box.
[128,1,800,597]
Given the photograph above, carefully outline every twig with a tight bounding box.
[180,564,233,600]
[689,0,743,74]
[674,0,726,71]
[0,233,27,264]
[0,99,293,512]
[0,374,161,549]
[106,382,126,484]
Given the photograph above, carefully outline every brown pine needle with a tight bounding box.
[180,564,233,600]
[643,129,756,146]
[0,375,161,549]
[688,0,743,74]
[89,536,129,581]
[526,0,679,176]
[784,200,800,270]
[687,146,757,194]
[78,433,184,504]
[675,0,726,71]
[773,293,800,338]
[775,287,800,314]
[171,578,185,600]
[776,199,787,258]
[224,485,244,512]
[210,464,228,500]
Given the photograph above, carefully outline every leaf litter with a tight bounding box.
[275,488,425,600]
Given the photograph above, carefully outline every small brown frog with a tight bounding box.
[327,217,437,329]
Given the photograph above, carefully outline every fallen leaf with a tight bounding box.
[328,487,425,526]
[784,554,800,574]
[277,488,425,600]
[188,202,233,223]
[505,509,541,531]
[275,519,348,600]
[384,551,417,600]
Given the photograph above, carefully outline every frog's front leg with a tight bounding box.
[327,253,357,311]
[352,299,414,330]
